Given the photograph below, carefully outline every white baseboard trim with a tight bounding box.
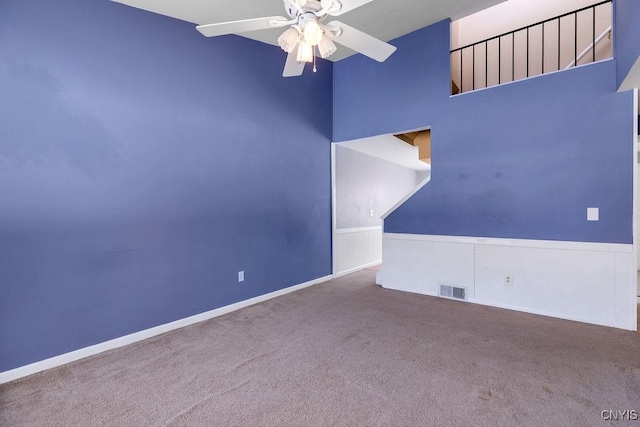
[382,284,438,298]
[381,283,634,331]
[334,260,382,278]
[0,274,334,385]
[466,298,633,331]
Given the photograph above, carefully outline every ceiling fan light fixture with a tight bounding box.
[317,35,337,59]
[277,26,301,53]
[302,19,323,46]
[193,0,396,78]
[296,40,314,63]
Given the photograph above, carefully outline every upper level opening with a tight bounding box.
[451,0,613,95]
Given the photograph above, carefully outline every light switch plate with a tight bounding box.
[238,271,244,282]
[587,207,599,221]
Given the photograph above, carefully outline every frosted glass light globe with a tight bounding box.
[303,20,323,46]
[318,35,337,59]
[278,27,301,53]
[297,41,313,63]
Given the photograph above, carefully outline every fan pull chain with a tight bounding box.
[313,46,317,73]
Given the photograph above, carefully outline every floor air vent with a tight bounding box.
[439,284,466,301]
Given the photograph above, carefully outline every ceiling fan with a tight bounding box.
[196,0,397,77]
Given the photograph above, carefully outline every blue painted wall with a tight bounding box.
[387,62,633,243]
[0,0,332,371]
[334,20,634,244]
[333,20,451,142]
[615,0,640,89]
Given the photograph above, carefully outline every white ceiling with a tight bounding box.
[339,134,431,171]
[619,57,640,93]
[112,0,507,61]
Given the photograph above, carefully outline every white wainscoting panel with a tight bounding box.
[333,227,382,275]
[377,233,637,331]
[474,245,618,325]
[377,237,475,297]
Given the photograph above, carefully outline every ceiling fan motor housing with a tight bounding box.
[298,12,320,27]
[285,0,325,19]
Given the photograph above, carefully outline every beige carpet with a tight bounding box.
[2,269,639,426]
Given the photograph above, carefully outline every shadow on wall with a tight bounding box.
[0,60,121,178]
[335,138,429,229]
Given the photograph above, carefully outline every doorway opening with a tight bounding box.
[331,129,432,277]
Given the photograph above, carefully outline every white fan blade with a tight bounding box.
[320,0,333,9]
[196,16,289,37]
[283,46,305,77]
[287,0,306,13]
[327,21,396,62]
[329,0,373,16]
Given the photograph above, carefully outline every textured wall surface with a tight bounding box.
[2,0,636,373]
[0,0,332,371]
[335,146,420,229]
[334,18,633,244]
[333,20,451,142]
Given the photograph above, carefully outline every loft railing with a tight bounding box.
[451,0,613,95]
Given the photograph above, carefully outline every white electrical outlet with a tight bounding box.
[238,271,244,282]
[504,275,513,286]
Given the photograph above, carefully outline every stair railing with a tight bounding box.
[451,0,612,95]
[565,25,612,69]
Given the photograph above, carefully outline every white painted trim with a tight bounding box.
[377,274,636,331]
[382,283,637,330]
[384,285,439,299]
[383,232,633,253]
[633,90,638,265]
[466,298,633,331]
[335,226,382,235]
[331,142,337,275]
[633,90,639,311]
[0,275,334,385]
[381,176,431,219]
[333,260,382,278]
